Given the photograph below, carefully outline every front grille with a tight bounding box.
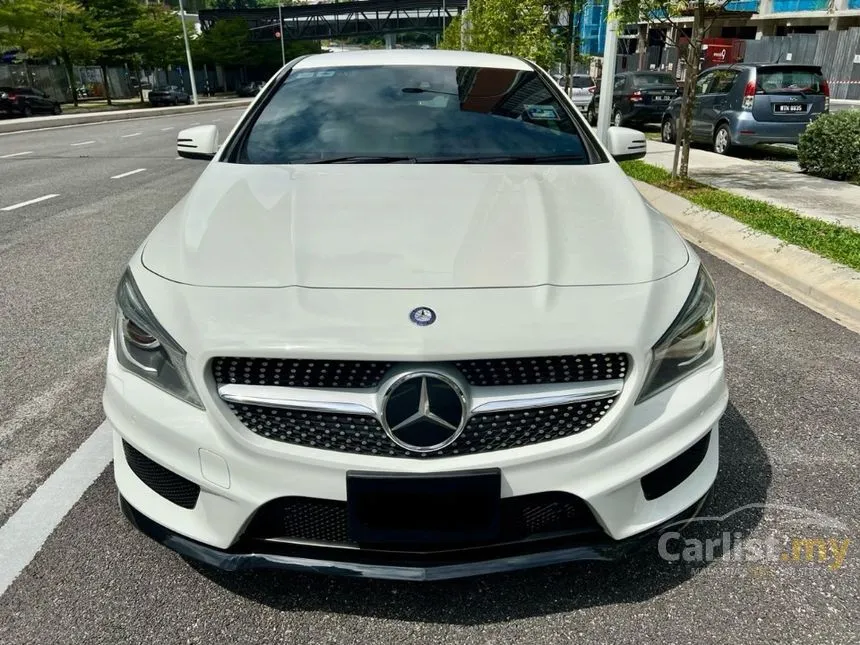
[226,395,617,458]
[212,357,393,389]
[212,353,628,389]
[453,353,628,386]
[243,492,599,547]
[122,441,200,509]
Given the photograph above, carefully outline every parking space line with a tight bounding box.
[0,194,59,211]
[121,132,141,138]
[70,140,95,147]
[0,151,33,158]
[0,421,112,597]
[111,168,146,179]
[160,127,174,131]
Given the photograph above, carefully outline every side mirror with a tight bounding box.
[177,125,219,161]
[607,127,647,162]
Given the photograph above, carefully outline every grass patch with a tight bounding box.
[620,159,860,271]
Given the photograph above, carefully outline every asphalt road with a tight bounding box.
[0,110,858,645]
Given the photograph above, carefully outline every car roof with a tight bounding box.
[293,49,533,71]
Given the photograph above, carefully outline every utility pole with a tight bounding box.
[595,0,619,144]
[178,0,198,105]
[278,3,286,67]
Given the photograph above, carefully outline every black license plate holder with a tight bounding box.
[346,469,501,547]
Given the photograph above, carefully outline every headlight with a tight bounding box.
[637,266,718,403]
[114,269,203,409]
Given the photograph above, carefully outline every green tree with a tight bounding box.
[198,18,252,67]
[614,0,734,179]
[84,0,143,104]
[132,5,185,100]
[439,0,566,70]
[8,0,105,106]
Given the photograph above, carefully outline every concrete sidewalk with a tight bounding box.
[644,140,860,232]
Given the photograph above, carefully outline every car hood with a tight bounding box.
[141,163,688,289]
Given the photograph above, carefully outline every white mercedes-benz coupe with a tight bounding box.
[105,50,727,581]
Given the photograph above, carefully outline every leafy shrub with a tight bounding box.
[797,110,860,181]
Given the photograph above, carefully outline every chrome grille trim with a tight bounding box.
[217,379,623,417]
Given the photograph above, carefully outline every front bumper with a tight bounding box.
[120,488,713,581]
[106,330,727,578]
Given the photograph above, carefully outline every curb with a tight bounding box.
[0,100,252,135]
[633,179,860,334]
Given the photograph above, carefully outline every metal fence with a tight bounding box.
[742,28,860,100]
[0,64,136,102]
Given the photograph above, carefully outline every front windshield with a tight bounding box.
[239,65,588,164]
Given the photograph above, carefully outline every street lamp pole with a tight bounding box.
[595,0,619,144]
[178,0,198,105]
[278,3,286,67]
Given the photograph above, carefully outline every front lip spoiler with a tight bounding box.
[120,492,711,582]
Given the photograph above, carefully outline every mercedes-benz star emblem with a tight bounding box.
[409,307,436,326]
[381,373,467,452]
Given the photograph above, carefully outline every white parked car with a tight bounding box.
[108,50,726,581]
[568,73,597,111]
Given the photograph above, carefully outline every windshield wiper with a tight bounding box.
[422,154,586,164]
[310,156,418,164]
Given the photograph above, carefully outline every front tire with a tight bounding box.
[661,117,676,144]
[713,124,732,155]
[52,103,62,115]
[21,105,32,118]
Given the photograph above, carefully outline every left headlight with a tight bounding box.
[637,265,718,403]
[114,269,204,409]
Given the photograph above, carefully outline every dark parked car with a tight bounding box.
[148,85,190,107]
[660,63,829,155]
[237,81,263,97]
[586,71,679,128]
[0,86,62,117]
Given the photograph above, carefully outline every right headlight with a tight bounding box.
[114,269,203,409]
[637,265,718,403]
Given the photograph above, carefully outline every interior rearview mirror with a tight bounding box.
[607,127,647,162]
[177,125,219,161]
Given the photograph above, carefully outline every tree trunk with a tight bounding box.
[637,24,647,71]
[61,52,78,108]
[101,64,112,105]
[679,5,705,179]
[134,62,144,103]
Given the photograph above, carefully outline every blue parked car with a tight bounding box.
[661,63,829,154]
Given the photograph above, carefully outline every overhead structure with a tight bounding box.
[199,0,468,42]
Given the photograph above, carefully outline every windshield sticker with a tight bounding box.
[524,104,559,120]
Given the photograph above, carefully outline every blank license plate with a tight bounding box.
[775,103,805,113]
[346,469,501,547]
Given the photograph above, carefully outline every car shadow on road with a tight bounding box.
[191,401,771,625]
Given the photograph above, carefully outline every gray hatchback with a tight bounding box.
[661,63,829,154]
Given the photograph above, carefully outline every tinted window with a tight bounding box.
[570,76,595,88]
[695,73,713,95]
[239,65,588,164]
[756,68,826,95]
[708,70,739,94]
[632,73,676,88]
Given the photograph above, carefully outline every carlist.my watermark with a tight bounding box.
[656,503,852,572]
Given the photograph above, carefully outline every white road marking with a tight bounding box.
[121,132,141,138]
[110,168,146,179]
[0,194,59,211]
[70,140,95,147]
[160,127,174,131]
[175,156,182,160]
[0,151,33,158]
[0,421,112,597]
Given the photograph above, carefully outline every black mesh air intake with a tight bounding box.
[123,441,200,509]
